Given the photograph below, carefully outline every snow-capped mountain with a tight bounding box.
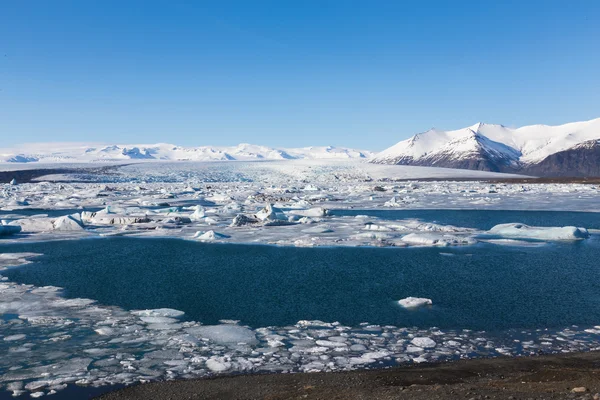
[371,118,600,176]
[0,143,372,164]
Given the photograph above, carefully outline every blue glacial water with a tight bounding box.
[328,209,600,230]
[2,210,600,332]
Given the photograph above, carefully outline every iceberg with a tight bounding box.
[398,297,432,308]
[400,233,477,246]
[186,325,258,346]
[192,230,230,241]
[254,204,287,222]
[411,337,436,348]
[488,223,589,241]
[53,214,84,231]
[189,205,205,220]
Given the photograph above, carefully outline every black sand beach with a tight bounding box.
[98,351,600,400]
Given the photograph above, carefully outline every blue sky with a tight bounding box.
[1,0,599,150]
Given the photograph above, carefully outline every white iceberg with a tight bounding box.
[411,337,436,348]
[131,308,185,318]
[192,230,230,241]
[488,223,589,241]
[398,297,432,308]
[53,214,84,231]
[400,233,476,246]
[186,325,258,346]
[254,204,287,222]
[190,205,205,220]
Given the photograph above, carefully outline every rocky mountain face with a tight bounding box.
[522,140,600,177]
[371,118,600,177]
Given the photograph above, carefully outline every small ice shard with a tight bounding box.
[206,358,231,372]
[193,230,230,241]
[230,214,259,227]
[94,327,115,336]
[398,297,432,309]
[131,308,185,317]
[411,337,436,348]
[3,334,26,341]
[190,205,205,220]
[384,197,401,207]
[53,214,85,231]
[254,204,287,222]
[289,207,328,217]
[186,325,258,346]
[401,233,476,246]
[9,178,17,185]
[488,223,589,241]
[302,225,334,234]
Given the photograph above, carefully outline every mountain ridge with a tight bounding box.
[0,143,372,164]
[371,118,600,176]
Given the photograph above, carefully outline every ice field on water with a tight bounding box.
[1,160,600,398]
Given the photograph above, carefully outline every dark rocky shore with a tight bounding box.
[98,351,600,400]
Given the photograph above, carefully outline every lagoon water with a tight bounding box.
[3,210,600,331]
[2,209,600,398]
[329,209,600,230]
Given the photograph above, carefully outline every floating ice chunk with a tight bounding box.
[193,230,230,241]
[10,218,55,232]
[488,223,589,241]
[482,239,547,247]
[94,327,115,336]
[206,358,232,372]
[348,356,377,365]
[131,308,185,318]
[139,316,180,324]
[53,214,84,231]
[384,196,416,207]
[411,337,436,348]
[302,184,319,191]
[289,207,328,217]
[352,232,392,240]
[315,340,347,348]
[3,334,26,341]
[363,223,392,231]
[254,204,287,222]
[230,214,259,227]
[406,345,424,353]
[398,297,432,308]
[206,193,233,203]
[401,233,476,247]
[10,178,17,185]
[190,205,205,220]
[302,226,334,234]
[186,325,258,346]
[81,212,150,225]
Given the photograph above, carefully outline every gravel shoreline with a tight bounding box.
[97,351,600,400]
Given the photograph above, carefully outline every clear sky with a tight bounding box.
[1,0,599,150]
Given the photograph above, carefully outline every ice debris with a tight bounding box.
[398,297,433,308]
[488,223,589,241]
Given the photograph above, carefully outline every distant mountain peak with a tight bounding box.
[0,143,373,164]
[371,117,600,176]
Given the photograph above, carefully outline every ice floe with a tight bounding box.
[398,297,433,308]
[2,252,600,397]
[0,160,598,248]
[488,223,589,241]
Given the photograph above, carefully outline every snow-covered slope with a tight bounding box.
[371,118,600,175]
[0,143,372,164]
